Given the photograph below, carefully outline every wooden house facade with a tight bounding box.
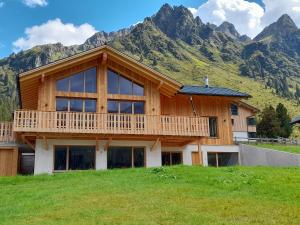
[0,45,257,175]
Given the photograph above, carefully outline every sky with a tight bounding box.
[0,0,299,58]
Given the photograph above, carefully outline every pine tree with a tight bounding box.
[257,105,281,138]
[276,103,292,138]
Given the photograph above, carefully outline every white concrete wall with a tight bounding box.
[201,145,240,166]
[34,139,162,174]
[161,145,199,165]
[233,131,248,141]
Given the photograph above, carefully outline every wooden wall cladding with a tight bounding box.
[0,148,18,176]
[161,95,234,145]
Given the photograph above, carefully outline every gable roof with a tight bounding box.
[179,85,250,98]
[291,115,300,125]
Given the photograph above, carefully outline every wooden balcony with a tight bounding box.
[0,122,15,143]
[13,110,210,137]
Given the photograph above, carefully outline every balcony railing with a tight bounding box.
[13,110,210,137]
[0,122,15,143]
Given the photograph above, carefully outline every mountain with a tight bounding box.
[0,4,299,123]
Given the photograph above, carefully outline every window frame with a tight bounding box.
[107,100,145,114]
[209,117,218,138]
[56,97,97,113]
[55,67,97,94]
[53,145,96,172]
[230,104,239,116]
[107,146,146,169]
[161,152,183,166]
[107,69,144,96]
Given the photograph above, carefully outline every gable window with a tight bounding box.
[230,104,238,115]
[107,69,144,96]
[107,100,145,114]
[56,67,97,93]
[209,117,218,137]
[56,98,97,112]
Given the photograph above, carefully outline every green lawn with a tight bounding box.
[1,166,299,225]
[250,143,300,154]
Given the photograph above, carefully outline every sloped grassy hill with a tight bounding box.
[0,166,299,225]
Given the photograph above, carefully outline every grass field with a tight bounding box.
[250,143,300,154]
[0,166,299,225]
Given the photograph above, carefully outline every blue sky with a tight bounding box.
[2,0,299,59]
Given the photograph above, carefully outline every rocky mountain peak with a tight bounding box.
[216,21,240,40]
[254,14,298,41]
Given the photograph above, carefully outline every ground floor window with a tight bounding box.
[161,152,182,166]
[248,132,257,138]
[107,147,145,169]
[54,146,95,171]
[207,152,238,167]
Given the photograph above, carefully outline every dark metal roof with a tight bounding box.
[179,85,251,98]
[291,115,300,125]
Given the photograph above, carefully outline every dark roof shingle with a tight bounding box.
[179,85,250,97]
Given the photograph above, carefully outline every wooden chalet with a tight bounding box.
[0,45,257,175]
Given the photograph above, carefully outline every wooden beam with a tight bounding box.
[41,73,45,83]
[21,135,35,151]
[157,81,164,90]
[101,52,108,65]
[104,138,112,151]
[151,138,160,151]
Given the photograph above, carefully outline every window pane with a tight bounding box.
[231,104,238,115]
[85,99,97,112]
[70,72,84,92]
[207,153,217,167]
[133,102,145,114]
[108,70,119,94]
[107,147,132,169]
[70,99,83,112]
[107,101,119,113]
[54,146,67,170]
[133,83,144,96]
[134,148,145,168]
[119,75,132,95]
[56,98,69,111]
[218,153,238,166]
[85,68,97,93]
[56,77,69,92]
[68,146,95,170]
[209,117,218,137]
[162,152,171,166]
[171,153,182,165]
[120,101,132,114]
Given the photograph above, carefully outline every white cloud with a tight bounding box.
[261,0,300,27]
[189,0,264,38]
[13,18,97,52]
[0,1,4,8]
[189,0,300,38]
[23,0,48,8]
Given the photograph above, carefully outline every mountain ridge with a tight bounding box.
[0,3,299,122]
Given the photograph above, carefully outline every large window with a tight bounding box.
[207,152,238,167]
[107,100,145,114]
[56,98,97,112]
[54,146,95,171]
[107,70,144,96]
[161,152,182,166]
[209,117,218,137]
[107,147,145,169]
[56,67,97,93]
